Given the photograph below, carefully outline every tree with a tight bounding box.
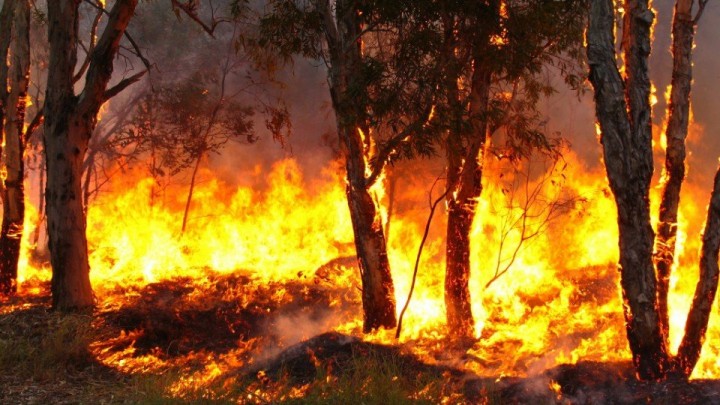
[0,0,31,295]
[315,0,398,331]
[253,0,586,334]
[252,0,436,332]
[111,70,261,232]
[418,0,586,338]
[88,17,290,232]
[587,0,714,380]
[44,0,144,311]
[654,0,707,346]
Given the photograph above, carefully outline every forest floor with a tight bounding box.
[2,269,720,404]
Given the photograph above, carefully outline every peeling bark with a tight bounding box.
[587,0,670,380]
[655,0,696,343]
[0,0,31,294]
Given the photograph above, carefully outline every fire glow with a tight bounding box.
[14,127,720,386]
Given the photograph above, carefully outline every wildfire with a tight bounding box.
[12,120,720,393]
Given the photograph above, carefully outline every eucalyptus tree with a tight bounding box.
[587,0,713,379]
[250,0,449,331]
[404,0,587,338]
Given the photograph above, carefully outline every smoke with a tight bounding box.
[252,308,346,367]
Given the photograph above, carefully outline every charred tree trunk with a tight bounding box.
[675,166,720,376]
[0,0,12,123]
[45,0,139,311]
[445,61,492,339]
[587,0,670,380]
[0,0,14,293]
[323,0,396,332]
[0,0,31,294]
[654,0,696,343]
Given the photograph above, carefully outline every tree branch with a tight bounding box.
[693,0,709,24]
[23,109,45,145]
[73,3,104,83]
[83,0,153,73]
[170,0,223,37]
[103,70,147,102]
[78,0,138,116]
[365,108,433,188]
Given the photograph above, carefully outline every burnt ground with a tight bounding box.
[2,262,720,404]
[246,331,720,404]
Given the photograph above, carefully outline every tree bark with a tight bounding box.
[675,166,720,377]
[654,0,696,342]
[0,0,16,294]
[45,0,138,311]
[324,0,396,332]
[445,60,492,339]
[0,0,31,294]
[587,0,670,380]
[0,0,12,117]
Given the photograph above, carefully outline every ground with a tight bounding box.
[2,270,720,404]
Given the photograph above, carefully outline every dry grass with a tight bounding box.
[0,275,478,404]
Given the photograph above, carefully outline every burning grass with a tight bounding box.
[0,274,462,404]
[5,271,720,404]
[6,153,720,402]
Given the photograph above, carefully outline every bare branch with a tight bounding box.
[365,107,434,188]
[24,109,44,145]
[73,3,103,83]
[103,70,147,102]
[170,0,225,37]
[693,0,709,24]
[485,158,579,289]
[78,0,138,116]
[83,0,153,73]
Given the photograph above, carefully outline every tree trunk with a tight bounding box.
[324,0,396,331]
[45,0,138,311]
[346,166,397,332]
[675,166,720,377]
[0,0,14,293]
[654,0,696,342]
[45,117,94,310]
[445,61,492,338]
[0,0,31,294]
[587,0,670,380]
[0,0,12,117]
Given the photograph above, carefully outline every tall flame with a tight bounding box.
[14,118,720,381]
